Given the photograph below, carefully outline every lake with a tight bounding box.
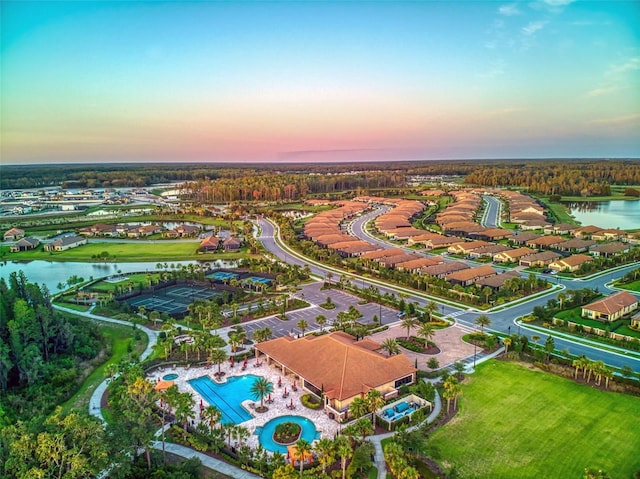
[564,200,640,230]
[0,259,236,292]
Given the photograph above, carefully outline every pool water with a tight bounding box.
[257,415,320,453]
[188,374,260,425]
[163,373,178,381]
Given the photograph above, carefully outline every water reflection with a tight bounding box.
[563,200,640,229]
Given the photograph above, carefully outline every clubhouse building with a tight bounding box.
[255,331,416,421]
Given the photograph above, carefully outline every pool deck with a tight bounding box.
[148,360,340,451]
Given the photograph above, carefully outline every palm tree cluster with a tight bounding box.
[572,356,614,389]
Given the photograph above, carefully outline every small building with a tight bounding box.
[572,225,603,239]
[468,244,511,259]
[581,291,638,322]
[10,237,40,252]
[476,270,521,291]
[525,236,566,250]
[519,251,562,267]
[420,261,469,279]
[548,254,593,273]
[44,235,87,252]
[3,228,25,241]
[554,238,595,253]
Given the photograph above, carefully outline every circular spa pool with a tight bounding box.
[162,373,178,381]
[256,415,320,453]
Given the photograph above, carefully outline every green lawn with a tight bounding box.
[617,279,640,292]
[1,242,254,262]
[427,361,640,478]
[61,321,148,413]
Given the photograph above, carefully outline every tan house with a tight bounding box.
[581,291,638,322]
[222,236,242,251]
[255,332,416,421]
[548,254,593,273]
[589,242,629,258]
[592,229,626,242]
[519,251,561,267]
[493,247,535,263]
[44,235,87,252]
[572,225,603,239]
[3,228,25,241]
[525,236,566,250]
[448,240,490,255]
[199,235,220,253]
[444,265,497,286]
[10,237,40,252]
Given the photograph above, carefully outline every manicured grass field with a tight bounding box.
[618,279,640,292]
[1,242,253,262]
[427,361,640,478]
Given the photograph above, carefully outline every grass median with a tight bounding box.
[428,360,640,478]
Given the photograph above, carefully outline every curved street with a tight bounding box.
[257,217,640,372]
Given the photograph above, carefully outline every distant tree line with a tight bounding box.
[464,160,640,196]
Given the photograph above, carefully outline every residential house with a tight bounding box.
[10,237,40,252]
[3,228,25,241]
[554,238,595,253]
[468,244,511,259]
[421,261,469,278]
[444,265,497,286]
[581,291,638,322]
[525,236,566,250]
[447,240,490,255]
[510,232,541,246]
[222,236,242,251]
[592,229,626,242]
[199,235,220,253]
[543,223,577,235]
[589,242,629,258]
[468,228,513,241]
[493,247,535,263]
[519,251,561,267]
[44,235,87,252]
[396,257,443,273]
[476,270,521,291]
[572,225,603,239]
[548,254,593,273]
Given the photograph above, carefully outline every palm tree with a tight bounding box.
[531,335,541,348]
[334,435,352,479]
[174,391,195,439]
[381,338,400,356]
[475,315,491,334]
[314,438,335,476]
[502,336,512,353]
[209,348,227,375]
[417,322,435,345]
[293,439,312,475]
[401,316,418,339]
[426,300,438,321]
[316,314,327,332]
[250,377,274,410]
[443,376,461,413]
[349,396,368,419]
[201,405,222,434]
[296,319,308,337]
[365,389,385,430]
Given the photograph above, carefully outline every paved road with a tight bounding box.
[480,195,501,228]
[258,217,640,372]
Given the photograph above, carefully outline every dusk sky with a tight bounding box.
[1,0,639,164]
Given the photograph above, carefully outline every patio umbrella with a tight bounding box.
[278,377,282,387]
[243,357,247,367]
[268,393,271,402]
[293,380,296,388]
[290,398,293,408]
[284,387,287,395]
[230,357,234,366]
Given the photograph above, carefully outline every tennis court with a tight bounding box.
[207,271,239,282]
[125,284,222,317]
[245,276,272,285]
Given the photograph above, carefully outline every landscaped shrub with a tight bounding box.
[301,393,322,409]
[273,422,301,444]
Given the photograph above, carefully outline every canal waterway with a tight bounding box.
[564,200,640,230]
[0,259,236,292]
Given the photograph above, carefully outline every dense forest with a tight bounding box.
[464,160,640,196]
[0,272,103,422]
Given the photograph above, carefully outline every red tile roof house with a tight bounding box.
[553,238,596,253]
[591,229,627,242]
[548,254,593,273]
[525,235,566,250]
[572,225,603,239]
[581,291,638,322]
[222,236,242,251]
[468,244,512,259]
[448,240,490,255]
[3,228,25,241]
[509,232,542,246]
[199,235,220,253]
[519,251,561,267]
[255,331,417,421]
[421,261,469,278]
[445,265,497,286]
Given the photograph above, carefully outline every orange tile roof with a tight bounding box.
[583,291,638,315]
[255,332,415,401]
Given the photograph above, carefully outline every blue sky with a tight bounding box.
[1,0,639,164]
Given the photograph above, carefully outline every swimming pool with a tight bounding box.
[162,373,178,381]
[188,374,260,425]
[256,415,320,453]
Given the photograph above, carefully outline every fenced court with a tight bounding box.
[245,276,272,285]
[125,284,222,317]
[207,271,239,282]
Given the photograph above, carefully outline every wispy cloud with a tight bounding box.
[588,113,640,127]
[498,3,520,16]
[484,107,528,118]
[522,20,548,35]
[586,86,619,98]
[606,57,640,76]
[543,0,575,6]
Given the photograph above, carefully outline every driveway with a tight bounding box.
[369,323,476,371]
